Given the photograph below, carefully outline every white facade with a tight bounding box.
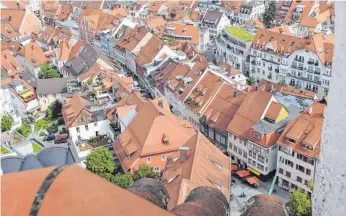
[237,3,265,24]
[216,28,252,73]
[0,87,22,130]
[69,119,111,145]
[277,146,317,193]
[249,47,331,97]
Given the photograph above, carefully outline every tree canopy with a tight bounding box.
[112,173,134,189]
[247,76,256,86]
[50,100,62,118]
[286,189,312,216]
[86,147,116,175]
[38,64,61,79]
[46,108,53,121]
[1,115,13,132]
[132,164,158,181]
[263,1,277,28]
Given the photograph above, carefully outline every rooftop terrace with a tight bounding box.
[226,27,254,42]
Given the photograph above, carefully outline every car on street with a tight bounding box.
[54,134,69,144]
[43,134,55,141]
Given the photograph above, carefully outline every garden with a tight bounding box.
[32,143,42,153]
[1,146,10,154]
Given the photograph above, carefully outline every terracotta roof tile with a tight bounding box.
[162,133,230,210]
[1,50,24,76]
[114,97,195,172]
[166,23,200,45]
[135,36,164,67]
[277,102,325,159]
[17,42,51,67]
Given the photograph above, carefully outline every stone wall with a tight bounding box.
[312,2,346,215]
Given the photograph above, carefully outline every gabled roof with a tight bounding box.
[36,78,70,95]
[135,35,164,67]
[202,84,247,134]
[56,39,72,62]
[62,93,90,128]
[114,97,195,172]
[116,26,149,52]
[227,91,273,138]
[145,16,166,35]
[17,42,50,67]
[277,102,325,159]
[1,50,24,76]
[162,132,230,210]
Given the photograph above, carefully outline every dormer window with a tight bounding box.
[168,175,177,183]
[302,143,313,150]
[286,137,296,144]
[253,132,261,140]
[211,160,223,170]
[281,39,286,45]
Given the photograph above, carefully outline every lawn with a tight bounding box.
[1,147,10,154]
[32,143,42,153]
[34,118,53,132]
[225,27,254,42]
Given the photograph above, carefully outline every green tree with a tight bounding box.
[86,147,116,176]
[112,173,134,189]
[263,1,276,28]
[132,164,158,181]
[46,108,53,121]
[17,124,31,138]
[50,100,62,118]
[286,189,312,216]
[1,115,13,132]
[247,76,256,86]
[38,64,61,79]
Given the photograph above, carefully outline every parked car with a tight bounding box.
[43,134,55,141]
[54,134,69,144]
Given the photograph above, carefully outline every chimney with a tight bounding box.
[233,89,237,98]
[158,99,163,108]
[309,106,313,115]
[180,147,189,163]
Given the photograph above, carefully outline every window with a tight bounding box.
[77,135,81,140]
[285,159,294,167]
[229,142,233,150]
[161,154,166,161]
[154,166,160,172]
[147,157,151,163]
[238,149,242,155]
[233,135,237,141]
[220,136,226,144]
[258,155,265,163]
[85,125,89,131]
[253,161,256,166]
[233,145,237,152]
[306,169,311,176]
[209,128,214,138]
[297,176,302,183]
[257,163,264,171]
[286,171,291,178]
[279,168,283,174]
[94,122,98,126]
[248,158,252,163]
[216,134,221,142]
[249,151,253,157]
[296,164,305,173]
[253,152,257,159]
[76,127,80,133]
[286,137,296,143]
[243,152,247,159]
[253,132,262,140]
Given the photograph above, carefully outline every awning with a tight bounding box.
[246,176,260,185]
[247,167,261,176]
[21,91,33,98]
[231,164,238,171]
[236,170,250,178]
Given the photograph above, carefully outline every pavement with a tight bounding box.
[230,176,289,215]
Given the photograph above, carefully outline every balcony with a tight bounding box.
[251,61,256,65]
[307,61,315,65]
[268,67,273,71]
[314,71,321,75]
[294,57,304,63]
[275,68,279,73]
[76,134,113,152]
[268,75,272,79]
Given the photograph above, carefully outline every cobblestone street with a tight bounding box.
[230,177,289,215]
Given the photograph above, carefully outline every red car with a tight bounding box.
[54,134,69,144]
